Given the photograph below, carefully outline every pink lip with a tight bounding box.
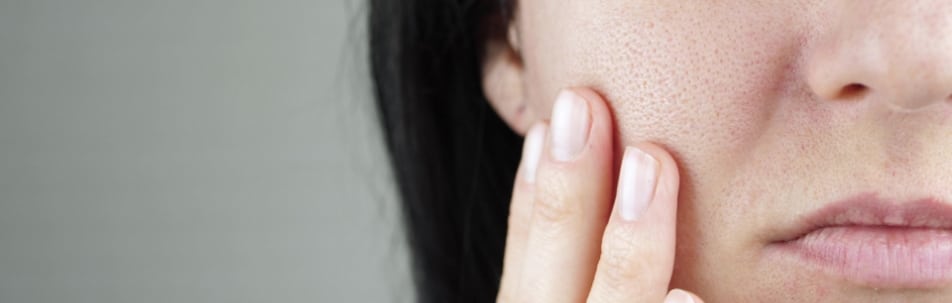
[769,193,952,288]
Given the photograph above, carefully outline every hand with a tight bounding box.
[496,88,704,303]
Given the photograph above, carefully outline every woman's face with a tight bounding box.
[491,1,952,302]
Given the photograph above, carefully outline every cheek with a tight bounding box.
[518,0,811,280]
[519,0,807,204]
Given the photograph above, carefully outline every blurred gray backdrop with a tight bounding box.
[0,0,413,302]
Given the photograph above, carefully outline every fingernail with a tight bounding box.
[549,90,591,161]
[521,124,546,183]
[618,146,660,221]
[664,289,695,303]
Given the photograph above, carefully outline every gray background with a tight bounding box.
[0,0,413,302]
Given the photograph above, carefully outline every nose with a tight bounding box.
[806,1,952,112]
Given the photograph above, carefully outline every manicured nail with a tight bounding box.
[549,90,591,161]
[521,124,546,183]
[618,146,660,221]
[664,289,695,303]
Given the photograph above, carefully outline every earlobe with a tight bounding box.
[482,25,535,135]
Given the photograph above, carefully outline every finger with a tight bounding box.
[497,123,547,302]
[517,88,616,302]
[587,143,681,303]
[663,289,705,303]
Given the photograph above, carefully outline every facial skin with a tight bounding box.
[483,1,952,302]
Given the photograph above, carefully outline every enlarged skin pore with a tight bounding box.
[483,1,952,302]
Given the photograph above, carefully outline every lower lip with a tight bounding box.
[771,226,952,288]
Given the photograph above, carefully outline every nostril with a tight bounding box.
[838,83,869,100]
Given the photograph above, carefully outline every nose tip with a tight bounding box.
[805,1,952,113]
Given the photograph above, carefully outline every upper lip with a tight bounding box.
[775,192,952,243]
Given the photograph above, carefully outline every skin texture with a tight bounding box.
[483,1,952,302]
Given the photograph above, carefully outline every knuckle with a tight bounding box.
[597,225,653,293]
[531,179,583,229]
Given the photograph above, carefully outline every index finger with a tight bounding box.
[586,143,681,303]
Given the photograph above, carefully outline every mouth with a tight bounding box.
[768,193,952,289]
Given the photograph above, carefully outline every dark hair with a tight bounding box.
[369,0,519,302]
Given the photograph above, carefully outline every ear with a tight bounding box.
[482,24,537,135]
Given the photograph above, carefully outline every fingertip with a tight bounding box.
[628,142,681,204]
[565,87,609,111]
[617,146,660,221]
[566,87,615,154]
[614,141,684,223]
[536,88,615,175]
[519,123,547,184]
[665,289,705,303]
